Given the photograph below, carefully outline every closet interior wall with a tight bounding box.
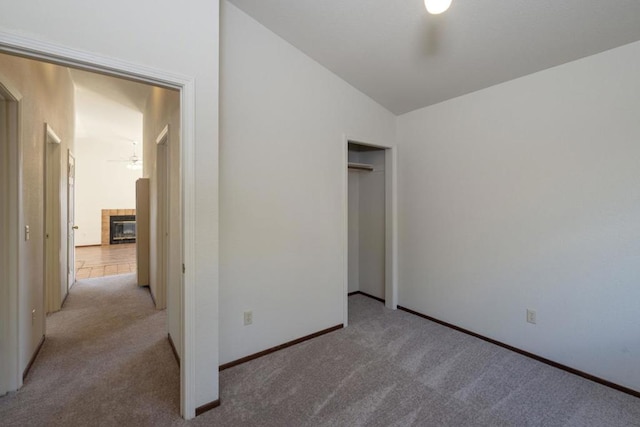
[348,144,386,300]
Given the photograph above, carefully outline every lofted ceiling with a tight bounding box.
[227,0,640,115]
[71,68,150,151]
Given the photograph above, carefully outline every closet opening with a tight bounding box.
[345,139,397,326]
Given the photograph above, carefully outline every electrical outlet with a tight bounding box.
[32,309,36,325]
[244,311,253,326]
[25,225,30,241]
[526,309,536,324]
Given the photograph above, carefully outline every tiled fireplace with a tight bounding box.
[101,209,136,245]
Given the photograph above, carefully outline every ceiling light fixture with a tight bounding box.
[126,141,143,170]
[424,0,452,14]
[126,158,142,171]
[107,139,143,170]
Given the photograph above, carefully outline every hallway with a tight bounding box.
[0,274,180,425]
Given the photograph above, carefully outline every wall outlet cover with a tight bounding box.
[526,309,536,324]
[244,310,253,326]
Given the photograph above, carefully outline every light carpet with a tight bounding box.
[1,275,639,426]
[0,273,180,426]
[199,295,640,427]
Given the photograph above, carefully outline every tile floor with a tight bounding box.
[75,243,136,279]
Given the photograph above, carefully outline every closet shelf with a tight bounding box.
[348,162,374,171]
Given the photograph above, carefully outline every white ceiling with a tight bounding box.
[227,0,640,115]
[71,69,150,152]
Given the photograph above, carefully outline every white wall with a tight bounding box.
[143,86,181,350]
[74,84,144,246]
[0,53,75,378]
[74,135,142,246]
[219,2,396,364]
[397,40,640,392]
[348,148,386,299]
[0,0,220,410]
[357,149,386,299]
[348,169,360,293]
[0,67,21,396]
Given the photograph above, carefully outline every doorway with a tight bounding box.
[344,139,397,326]
[44,124,62,313]
[0,39,194,416]
[67,150,76,293]
[0,73,21,395]
[153,125,169,309]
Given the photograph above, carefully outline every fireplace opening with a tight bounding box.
[109,215,136,244]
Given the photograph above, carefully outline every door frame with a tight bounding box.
[342,135,398,326]
[155,124,169,309]
[44,123,62,313]
[66,150,76,292]
[0,71,22,395]
[0,32,199,417]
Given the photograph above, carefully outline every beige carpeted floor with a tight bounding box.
[1,274,639,426]
[0,273,181,426]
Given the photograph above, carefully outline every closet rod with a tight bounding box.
[347,162,374,171]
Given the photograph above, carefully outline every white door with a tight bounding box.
[67,151,76,291]
[156,128,169,309]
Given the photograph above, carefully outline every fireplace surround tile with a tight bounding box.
[101,209,136,245]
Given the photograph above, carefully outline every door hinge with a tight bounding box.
[182,264,186,274]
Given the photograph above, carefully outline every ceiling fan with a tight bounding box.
[108,140,143,170]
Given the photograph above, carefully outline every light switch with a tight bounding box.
[25,225,30,241]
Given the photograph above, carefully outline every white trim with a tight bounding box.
[153,125,169,310]
[45,123,61,144]
[156,124,169,145]
[343,136,398,318]
[384,147,398,310]
[0,32,184,89]
[180,80,197,419]
[66,150,76,294]
[44,123,62,313]
[0,30,198,419]
[0,70,22,100]
[0,72,23,394]
[342,137,349,327]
